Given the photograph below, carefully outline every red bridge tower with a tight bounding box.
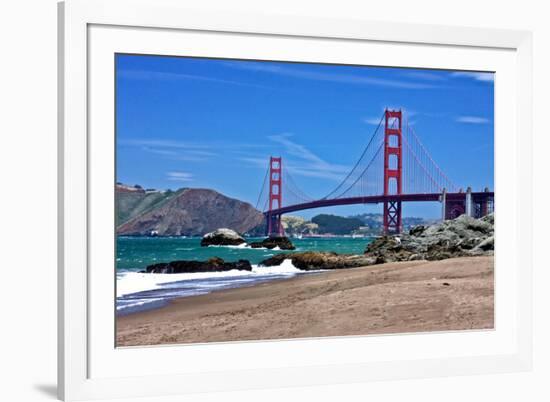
[383,109,403,234]
[266,156,284,236]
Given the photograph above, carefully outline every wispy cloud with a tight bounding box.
[238,133,350,182]
[119,139,211,149]
[119,138,217,162]
[451,71,494,82]
[118,69,275,90]
[403,71,447,81]
[223,62,437,89]
[166,171,193,182]
[363,117,383,125]
[362,107,416,126]
[456,116,491,124]
[238,156,270,168]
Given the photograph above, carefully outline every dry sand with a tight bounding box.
[116,256,494,347]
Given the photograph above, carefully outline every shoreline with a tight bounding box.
[117,256,494,347]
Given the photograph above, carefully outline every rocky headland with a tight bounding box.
[364,214,494,263]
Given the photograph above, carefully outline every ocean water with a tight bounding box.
[116,236,373,315]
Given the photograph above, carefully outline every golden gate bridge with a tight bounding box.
[255,109,494,236]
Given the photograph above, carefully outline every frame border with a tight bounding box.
[59,0,533,400]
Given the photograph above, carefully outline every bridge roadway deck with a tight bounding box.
[265,192,494,216]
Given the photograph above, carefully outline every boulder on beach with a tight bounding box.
[145,257,252,273]
[200,228,246,247]
[364,214,495,263]
[249,236,296,250]
[260,251,376,271]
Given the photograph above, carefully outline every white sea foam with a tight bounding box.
[117,297,165,312]
[116,259,302,298]
[207,242,249,249]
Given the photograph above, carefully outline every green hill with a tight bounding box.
[116,184,264,236]
[311,214,364,235]
[116,185,184,226]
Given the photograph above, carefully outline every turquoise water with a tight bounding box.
[116,236,374,315]
[116,236,372,271]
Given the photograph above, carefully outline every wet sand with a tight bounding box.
[117,256,494,346]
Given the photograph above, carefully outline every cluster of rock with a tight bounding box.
[259,214,494,270]
[260,252,375,271]
[144,215,494,274]
[200,228,295,250]
[145,257,252,273]
[364,214,494,263]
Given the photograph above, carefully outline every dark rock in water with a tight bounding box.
[200,228,246,247]
[233,259,254,271]
[249,236,296,250]
[260,251,376,271]
[145,257,252,273]
[364,214,494,263]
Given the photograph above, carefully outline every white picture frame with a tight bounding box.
[58,0,533,400]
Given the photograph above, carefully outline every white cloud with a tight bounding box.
[117,69,275,90]
[451,71,494,82]
[363,117,383,125]
[363,107,416,126]
[119,138,210,149]
[166,171,194,181]
[223,61,437,89]
[456,116,491,124]
[267,134,350,181]
[404,71,447,81]
[119,139,218,162]
[237,156,267,168]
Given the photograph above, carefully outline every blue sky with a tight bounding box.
[116,54,494,219]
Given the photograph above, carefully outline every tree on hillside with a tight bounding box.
[311,214,363,235]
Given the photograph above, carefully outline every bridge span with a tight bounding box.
[255,109,494,236]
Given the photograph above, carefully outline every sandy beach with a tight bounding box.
[117,256,494,347]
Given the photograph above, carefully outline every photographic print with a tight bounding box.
[115,55,494,347]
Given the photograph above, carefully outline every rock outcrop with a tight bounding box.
[260,251,376,271]
[200,228,246,247]
[249,236,296,250]
[145,257,252,273]
[365,214,494,263]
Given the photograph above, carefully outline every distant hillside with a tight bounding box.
[350,213,433,233]
[311,214,364,235]
[116,185,264,236]
[282,215,319,236]
[116,184,183,226]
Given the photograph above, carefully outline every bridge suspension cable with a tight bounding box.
[255,108,461,216]
[255,165,270,210]
[282,169,315,207]
[321,111,386,200]
[402,121,458,193]
[333,140,385,199]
